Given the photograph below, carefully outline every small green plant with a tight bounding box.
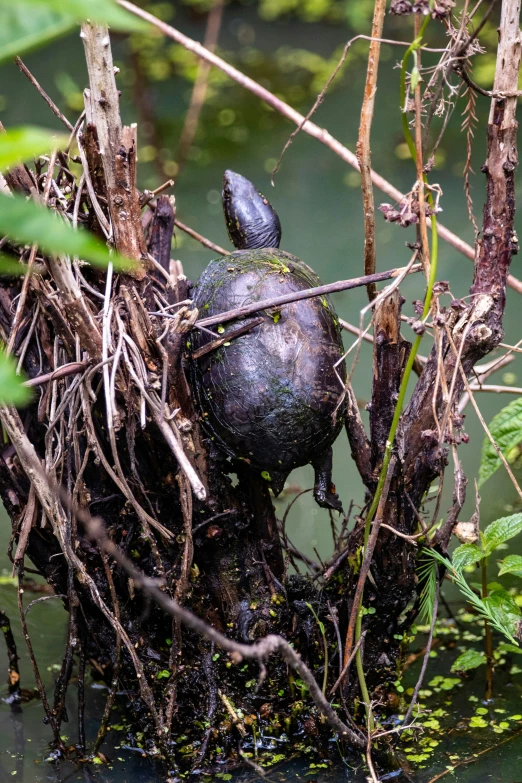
[479,398,522,487]
[423,512,522,655]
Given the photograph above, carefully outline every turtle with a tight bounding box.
[190,170,347,511]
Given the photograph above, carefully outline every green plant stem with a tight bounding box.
[353,13,437,733]
[400,15,431,161]
[481,557,494,700]
[306,602,329,696]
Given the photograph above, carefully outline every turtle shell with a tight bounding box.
[190,249,347,477]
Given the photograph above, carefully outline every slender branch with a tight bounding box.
[0,610,21,701]
[329,631,367,697]
[112,0,522,295]
[191,317,264,359]
[15,57,74,132]
[81,22,147,272]
[357,0,386,300]
[177,0,224,165]
[174,218,229,255]
[195,263,422,329]
[467,383,522,394]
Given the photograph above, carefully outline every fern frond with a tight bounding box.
[422,548,518,645]
[417,555,437,626]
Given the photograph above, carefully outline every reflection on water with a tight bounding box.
[1,4,522,781]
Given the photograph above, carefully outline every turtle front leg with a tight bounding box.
[312,448,343,512]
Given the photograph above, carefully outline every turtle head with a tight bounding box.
[222,170,281,250]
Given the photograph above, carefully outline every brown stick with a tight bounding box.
[195,263,422,329]
[356,0,386,301]
[413,17,431,280]
[81,22,147,274]
[115,0,522,296]
[148,195,175,274]
[177,0,224,165]
[192,317,264,359]
[15,57,74,132]
[0,610,21,700]
[344,383,372,485]
[174,218,229,255]
[23,361,89,388]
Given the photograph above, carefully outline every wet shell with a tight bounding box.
[191,249,347,477]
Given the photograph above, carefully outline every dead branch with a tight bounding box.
[177,0,225,165]
[344,383,372,485]
[195,263,422,329]
[15,57,74,132]
[81,22,147,273]
[357,0,386,300]
[0,610,21,702]
[115,0,522,296]
[174,218,229,255]
[148,195,175,275]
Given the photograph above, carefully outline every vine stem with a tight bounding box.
[481,556,494,700]
[351,11,438,731]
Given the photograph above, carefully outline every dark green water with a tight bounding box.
[1,5,522,781]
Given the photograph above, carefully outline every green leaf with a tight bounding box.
[17,0,149,30]
[422,547,519,644]
[0,192,133,271]
[0,354,31,406]
[452,543,483,571]
[451,649,486,672]
[479,397,522,486]
[483,590,522,637]
[499,554,522,577]
[417,555,437,625]
[498,642,522,655]
[0,0,148,64]
[483,513,522,555]
[0,5,75,64]
[0,254,29,276]
[0,127,69,171]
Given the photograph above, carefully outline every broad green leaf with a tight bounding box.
[0,354,31,406]
[0,192,132,271]
[452,543,483,571]
[0,5,75,64]
[0,127,69,171]
[483,590,522,637]
[0,0,148,64]
[479,397,522,486]
[483,513,522,556]
[451,649,486,672]
[499,554,522,578]
[15,0,149,30]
